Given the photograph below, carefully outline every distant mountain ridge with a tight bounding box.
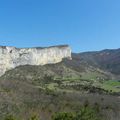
[75,48,120,75]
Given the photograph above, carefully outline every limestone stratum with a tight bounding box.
[0,45,71,76]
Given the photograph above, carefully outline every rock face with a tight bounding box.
[0,45,71,76]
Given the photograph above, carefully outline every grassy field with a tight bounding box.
[42,76,120,93]
[101,80,120,92]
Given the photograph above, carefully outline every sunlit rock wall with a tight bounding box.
[0,45,71,76]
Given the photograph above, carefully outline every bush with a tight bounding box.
[4,115,17,120]
[52,112,75,120]
[52,106,101,120]
[75,107,101,120]
[28,114,39,120]
[43,75,54,83]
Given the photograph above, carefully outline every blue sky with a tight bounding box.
[0,0,120,52]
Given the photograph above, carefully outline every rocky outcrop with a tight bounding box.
[0,45,71,76]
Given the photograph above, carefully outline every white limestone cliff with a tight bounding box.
[0,45,71,76]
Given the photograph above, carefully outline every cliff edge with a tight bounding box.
[0,45,71,76]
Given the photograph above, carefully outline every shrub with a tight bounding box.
[4,115,17,120]
[75,107,101,120]
[28,114,39,120]
[52,112,75,120]
[52,106,101,120]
